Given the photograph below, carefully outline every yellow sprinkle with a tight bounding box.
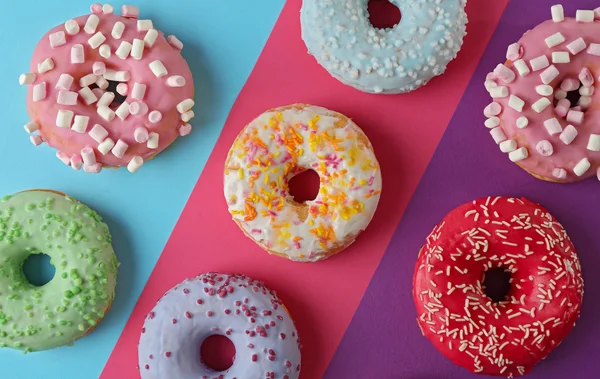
[264,174,269,185]
[309,219,314,226]
[358,179,368,186]
[298,148,304,156]
[238,169,244,180]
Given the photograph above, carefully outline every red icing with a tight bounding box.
[413,197,583,377]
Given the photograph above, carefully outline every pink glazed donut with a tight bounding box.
[19,3,195,173]
[483,5,600,183]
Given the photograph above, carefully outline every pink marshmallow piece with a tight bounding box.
[535,140,554,156]
[33,82,47,102]
[121,5,140,18]
[134,127,149,143]
[484,102,502,117]
[55,74,74,90]
[30,135,43,146]
[553,168,567,180]
[81,146,97,165]
[167,35,183,50]
[179,123,192,136]
[90,3,102,14]
[71,44,84,64]
[129,102,142,115]
[84,163,102,174]
[56,152,71,166]
[540,65,559,84]
[70,155,83,170]
[49,31,66,48]
[506,43,522,61]
[567,110,584,124]
[560,124,578,145]
[57,90,78,105]
[560,77,580,92]
[555,99,571,117]
[93,62,106,75]
[116,83,128,96]
[148,111,162,123]
[493,64,516,84]
[579,67,594,87]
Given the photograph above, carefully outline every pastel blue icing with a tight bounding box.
[300,0,468,94]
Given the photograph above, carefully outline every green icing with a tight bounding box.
[0,191,118,352]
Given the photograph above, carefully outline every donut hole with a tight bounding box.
[482,267,511,303]
[565,90,582,109]
[105,80,127,108]
[288,169,320,203]
[23,253,55,287]
[367,0,402,29]
[200,335,236,372]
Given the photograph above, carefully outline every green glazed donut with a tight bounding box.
[0,190,118,352]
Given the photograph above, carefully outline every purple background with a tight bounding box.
[325,1,600,378]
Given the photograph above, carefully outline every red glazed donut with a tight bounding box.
[413,197,584,377]
[20,3,194,173]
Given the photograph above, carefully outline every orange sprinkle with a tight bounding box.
[244,204,257,221]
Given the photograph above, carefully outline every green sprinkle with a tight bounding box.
[77,324,85,331]
[63,290,74,299]
[48,324,56,329]
[61,273,67,279]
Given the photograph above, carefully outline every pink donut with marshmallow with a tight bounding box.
[20,4,194,174]
[483,5,600,183]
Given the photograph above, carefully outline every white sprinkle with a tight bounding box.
[102,4,114,14]
[79,74,98,88]
[167,35,183,50]
[508,95,524,112]
[32,82,47,102]
[540,65,560,84]
[104,70,130,82]
[84,14,100,34]
[89,124,108,143]
[181,110,195,122]
[560,125,578,145]
[554,89,567,100]
[507,311,522,319]
[509,148,528,162]
[57,90,78,105]
[567,37,587,55]
[49,31,66,48]
[167,75,186,87]
[490,127,507,144]
[97,92,115,108]
[545,32,565,48]
[516,116,529,129]
[56,110,74,128]
[176,98,195,113]
[115,102,131,121]
[112,21,125,39]
[587,43,600,56]
[574,158,591,176]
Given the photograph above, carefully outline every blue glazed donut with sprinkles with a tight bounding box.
[138,273,301,379]
[300,0,468,94]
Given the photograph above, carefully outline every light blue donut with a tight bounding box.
[300,0,468,94]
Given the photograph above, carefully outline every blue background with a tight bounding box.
[0,1,284,378]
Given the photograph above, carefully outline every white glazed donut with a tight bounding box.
[138,273,301,379]
[300,0,468,94]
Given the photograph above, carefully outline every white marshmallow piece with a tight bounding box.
[587,43,600,56]
[181,110,195,122]
[148,110,162,123]
[30,135,43,146]
[580,86,595,96]
[71,44,85,64]
[111,139,128,158]
[78,87,98,105]
[144,29,158,47]
[554,89,567,100]
[96,77,109,90]
[535,84,553,96]
[97,92,115,108]
[92,62,106,76]
[535,140,554,156]
[88,32,106,49]
[92,88,104,99]
[540,65,560,84]
[116,41,132,59]
[137,20,153,32]
[576,10,595,22]
[32,82,47,102]
[127,156,144,173]
[112,21,125,39]
[513,59,530,76]
[56,109,74,128]
[553,168,567,180]
[587,134,600,151]
[79,74,98,88]
[499,139,517,153]
[131,39,144,60]
[24,121,39,134]
[99,44,111,59]
[532,98,551,113]
[37,58,54,74]
[98,138,115,155]
[81,147,97,166]
[49,31,66,48]
[64,19,80,35]
[84,14,100,34]
[149,60,168,78]
[147,132,159,149]
[116,83,128,96]
[131,82,147,100]
[485,117,500,129]
[516,116,529,129]
[552,51,570,64]
[574,158,591,176]
[551,5,564,22]
[544,118,563,136]
[134,127,149,143]
[102,4,114,14]
[19,73,36,85]
[122,5,140,18]
[508,95,525,112]
[115,101,131,120]
[567,37,587,55]
[104,70,130,82]
[167,75,186,87]
[560,125,578,145]
[176,98,195,113]
[560,77,580,91]
[530,55,550,71]
[89,124,109,143]
[57,90,78,105]
[484,102,502,117]
[490,127,507,144]
[484,80,497,92]
[506,43,522,61]
[167,35,183,50]
[97,105,115,121]
[578,96,593,110]
[509,147,529,162]
[545,32,565,48]
[71,115,89,133]
[567,110,584,125]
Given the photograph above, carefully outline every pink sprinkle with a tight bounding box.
[167,35,183,50]
[83,163,102,174]
[57,91,78,105]
[165,352,171,358]
[207,311,214,317]
[90,3,102,13]
[280,333,286,340]
[183,288,190,294]
[49,31,66,48]
[196,299,203,304]
[92,62,106,75]
[148,110,162,124]
[121,5,140,18]
[172,319,177,324]
[505,43,522,61]
[30,135,43,146]
[185,312,192,319]
[148,312,155,319]
[70,155,83,170]
[579,67,594,87]
[116,83,128,96]
[368,176,375,186]
[178,123,192,136]
[251,354,257,362]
